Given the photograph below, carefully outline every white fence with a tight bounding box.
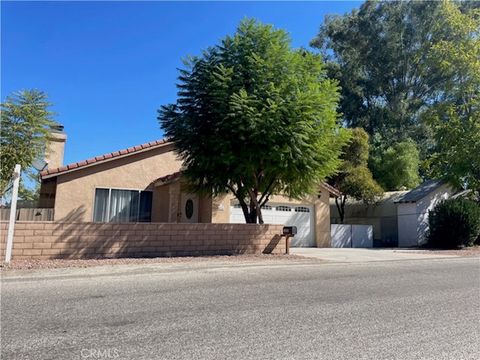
[331,224,373,248]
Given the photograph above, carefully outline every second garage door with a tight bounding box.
[230,203,315,247]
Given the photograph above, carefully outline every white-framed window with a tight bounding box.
[261,204,272,210]
[93,188,152,223]
[276,205,292,212]
[295,206,310,213]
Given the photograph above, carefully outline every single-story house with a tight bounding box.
[39,127,340,247]
[330,180,455,247]
[395,179,454,247]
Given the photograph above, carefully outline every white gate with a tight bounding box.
[331,224,373,248]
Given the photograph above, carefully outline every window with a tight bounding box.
[276,205,292,212]
[295,206,310,213]
[233,203,242,208]
[261,205,272,210]
[93,188,152,223]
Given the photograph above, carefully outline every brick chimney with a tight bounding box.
[44,125,67,169]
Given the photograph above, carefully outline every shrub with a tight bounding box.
[428,198,480,248]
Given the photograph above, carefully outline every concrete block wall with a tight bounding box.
[0,222,286,260]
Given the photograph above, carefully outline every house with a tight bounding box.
[395,179,454,247]
[330,191,408,247]
[330,180,455,247]
[39,127,340,248]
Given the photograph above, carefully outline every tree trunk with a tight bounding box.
[257,207,264,224]
[335,195,347,224]
[238,195,265,224]
[239,201,252,223]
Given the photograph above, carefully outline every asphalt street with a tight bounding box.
[1,257,479,360]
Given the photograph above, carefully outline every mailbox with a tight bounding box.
[283,226,297,236]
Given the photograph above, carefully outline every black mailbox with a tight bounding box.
[283,226,297,236]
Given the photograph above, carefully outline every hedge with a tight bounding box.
[428,198,480,248]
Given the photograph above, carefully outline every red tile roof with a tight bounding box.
[40,139,170,179]
[321,182,342,197]
[41,138,341,198]
[153,170,342,197]
[153,171,183,186]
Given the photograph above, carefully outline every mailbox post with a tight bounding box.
[282,226,297,255]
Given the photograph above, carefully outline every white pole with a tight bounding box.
[5,164,21,263]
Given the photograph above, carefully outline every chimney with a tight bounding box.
[44,125,67,169]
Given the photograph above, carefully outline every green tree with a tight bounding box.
[311,0,449,149]
[159,19,349,223]
[370,139,421,191]
[329,128,383,223]
[0,90,57,195]
[311,0,479,182]
[423,1,480,194]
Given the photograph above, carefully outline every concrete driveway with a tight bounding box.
[291,247,459,262]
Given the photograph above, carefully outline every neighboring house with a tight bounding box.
[330,180,455,247]
[395,179,454,247]
[330,191,408,247]
[39,128,340,247]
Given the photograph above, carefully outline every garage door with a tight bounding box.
[230,203,315,247]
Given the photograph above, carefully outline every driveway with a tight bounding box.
[1,257,479,360]
[291,247,459,262]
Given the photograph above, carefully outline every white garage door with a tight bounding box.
[230,203,315,247]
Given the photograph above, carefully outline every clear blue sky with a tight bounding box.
[2,1,360,165]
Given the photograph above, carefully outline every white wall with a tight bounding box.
[398,183,453,247]
[415,184,453,246]
[397,203,418,247]
[331,224,373,248]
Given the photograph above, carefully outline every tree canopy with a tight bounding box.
[329,128,383,223]
[312,0,479,192]
[423,1,480,194]
[0,90,57,196]
[370,139,421,191]
[311,0,445,146]
[159,19,349,223]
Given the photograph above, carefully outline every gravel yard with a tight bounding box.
[408,246,480,257]
[2,246,477,272]
[0,253,311,271]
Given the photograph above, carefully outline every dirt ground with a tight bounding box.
[2,247,478,272]
[0,254,311,271]
[412,246,480,257]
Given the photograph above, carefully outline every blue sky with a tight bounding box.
[2,1,361,165]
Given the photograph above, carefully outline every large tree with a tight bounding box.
[369,138,421,191]
[311,0,479,189]
[329,128,383,223]
[311,0,447,148]
[159,19,349,224]
[0,90,57,196]
[423,1,480,194]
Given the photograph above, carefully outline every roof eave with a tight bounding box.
[40,140,172,180]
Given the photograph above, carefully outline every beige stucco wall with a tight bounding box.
[53,143,182,222]
[49,142,331,246]
[211,185,332,247]
[153,185,170,222]
[314,187,331,247]
[45,132,67,169]
[155,181,212,223]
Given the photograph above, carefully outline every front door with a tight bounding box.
[180,193,199,223]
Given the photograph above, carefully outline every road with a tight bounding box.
[1,257,479,360]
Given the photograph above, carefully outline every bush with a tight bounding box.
[428,198,480,248]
